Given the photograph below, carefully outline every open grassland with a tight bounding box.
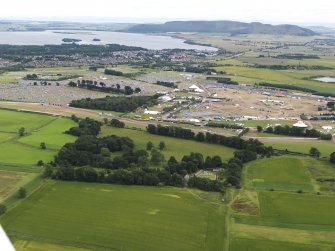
[258,191,335,226]
[231,222,335,251]
[18,118,77,150]
[0,170,38,203]
[213,63,335,94]
[1,181,225,251]
[230,154,335,251]
[0,109,55,132]
[0,109,77,165]
[244,156,314,191]
[100,126,235,161]
[262,139,335,157]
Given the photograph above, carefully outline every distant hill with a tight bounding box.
[306,26,335,35]
[126,21,317,36]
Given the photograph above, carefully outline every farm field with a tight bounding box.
[262,139,335,157]
[1,181,225,251]
[0,109,77,165]
[213,54,335,94]
[244,156,314,191]
[230,154,335,251]
[100,126,235,161]
[0,170,38,203]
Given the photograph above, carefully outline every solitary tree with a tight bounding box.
[257,126,263,132]
[18,127,26,137]
[37,160,44,166]
[18,187,27,198]
[310,147,321,158]
[0,204,6,215]
[330,152,335,164]
[159,141,166,150]
[40,142,46,150]
[147,141,154,151]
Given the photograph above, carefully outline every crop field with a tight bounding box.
[1,181,225,251]
[100,126,235,161]
[0,109,77,165]
[244,156,314,191]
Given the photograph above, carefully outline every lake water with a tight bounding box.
[315,77,335,83]
[0,30,217,51]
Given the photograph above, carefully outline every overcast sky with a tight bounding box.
[1,0,334,25]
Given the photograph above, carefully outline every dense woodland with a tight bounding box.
[43,117,273,191]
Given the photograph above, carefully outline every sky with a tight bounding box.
[0,0,335,25]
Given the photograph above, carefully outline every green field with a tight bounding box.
[101,126,235,161]
[244,156,314,191]
[213,55,335,94]
[0,109,77,165]
[262,139,335,157]
[1,181,225,251]
[0,170,37,203]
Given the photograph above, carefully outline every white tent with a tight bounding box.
[293,121,308,128]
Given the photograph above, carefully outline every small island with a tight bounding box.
[93,38,101,42]
[62,38,82,43]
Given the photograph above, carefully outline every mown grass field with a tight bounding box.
[101,126,235,161]
[230,154,335,251]
[0,109,77,165]
[244,156,314,191]
[258,191,335,226]
[1,181,225,251]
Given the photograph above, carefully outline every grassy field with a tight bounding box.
[0,109,77,165]
[262,139,335,157]
[259,191,335,226]
[244,156,314,191]
[230,154,335,251]
[0,170,38,203]
[213,59,335,94]
[100,126,235,161]
[1,181,225,251]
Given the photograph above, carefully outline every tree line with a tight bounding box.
[68,79,141,95]
[206,122,244,130]
[69,95,159,113]
[261,125,332,140]
[146,124,273,155]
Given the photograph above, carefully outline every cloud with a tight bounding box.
[1,0,334,24]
